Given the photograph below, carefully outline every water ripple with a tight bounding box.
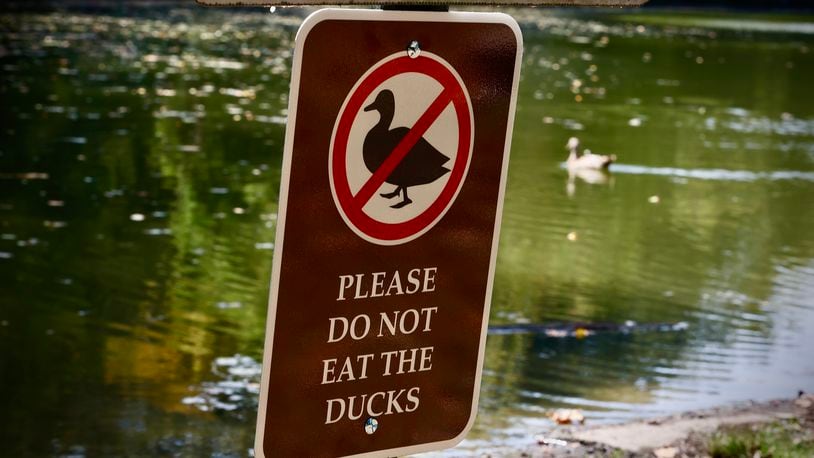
[607,164,814,182]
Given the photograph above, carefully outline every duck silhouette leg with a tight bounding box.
[390,187,412,209]
[380,186,401,199]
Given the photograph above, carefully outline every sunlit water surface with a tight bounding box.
[1,7,813,457]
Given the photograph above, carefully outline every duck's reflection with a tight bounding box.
[566,167,613,197]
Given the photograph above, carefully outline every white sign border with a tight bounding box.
[254,8,523,458]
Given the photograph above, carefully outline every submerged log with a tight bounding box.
[487,320,689,337]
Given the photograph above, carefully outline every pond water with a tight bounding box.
[1,7,813,457]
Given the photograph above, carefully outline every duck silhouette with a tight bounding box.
[363,89,450,209]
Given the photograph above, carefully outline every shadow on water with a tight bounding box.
[0,6,813,457]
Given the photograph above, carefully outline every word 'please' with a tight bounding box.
[337,267,437,301]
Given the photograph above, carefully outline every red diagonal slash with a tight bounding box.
[351,88,453,209]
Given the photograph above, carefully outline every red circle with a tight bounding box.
[331,54,472,243]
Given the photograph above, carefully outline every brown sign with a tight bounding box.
[200,0,646,7]
[255,9,521,457]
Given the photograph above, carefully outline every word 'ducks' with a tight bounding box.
[325,387,420,424]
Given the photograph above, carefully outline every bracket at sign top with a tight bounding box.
[197,0,647,7]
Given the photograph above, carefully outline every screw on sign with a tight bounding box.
[254,9,522,458]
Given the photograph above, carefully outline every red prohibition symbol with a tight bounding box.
[329,52,474,245]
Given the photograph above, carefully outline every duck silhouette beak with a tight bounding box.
[364,101,377,112]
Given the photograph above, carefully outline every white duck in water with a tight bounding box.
[565,137,616,170]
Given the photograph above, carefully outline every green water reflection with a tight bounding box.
[1,7,813,457]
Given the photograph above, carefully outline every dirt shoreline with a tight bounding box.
[503,394,814,457]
